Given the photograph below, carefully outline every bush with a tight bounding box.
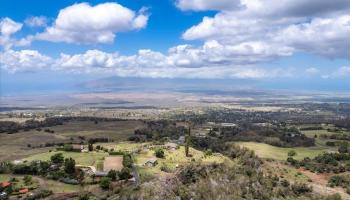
[64,158,76,174]
[107,170,117,181]
[328,175,349,187]
[288,150,297,157]
[154,148,165,158]
[122,154,133,168]
[100,177,111,190]
[78,192,91,200]
[51,153,64,164]
[291,183,312,195]
[119,167,132,180]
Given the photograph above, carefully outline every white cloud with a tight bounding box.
[0,49,52,72]
[0,17,22,36]
[181,1,350,60]
[176,0,241,11]
[305,67,320,75]
[1,48,295,79]
[323,66,350,78]
[0,18,23,49]
[35,2,149,44]
[276,15,350,59]
[25,16,48,27]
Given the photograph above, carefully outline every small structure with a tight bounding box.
[164,142,178,151]
[0,182,11,188]
[177,136,185,144]
[144,158,158,167]
[94,171,108,177]
[19,188,29,194]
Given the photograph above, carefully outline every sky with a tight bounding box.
[1,0,350,95]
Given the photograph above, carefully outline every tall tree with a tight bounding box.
[185,126,191,157]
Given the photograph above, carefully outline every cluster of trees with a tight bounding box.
[321,134,350,142]
[0,153,82,185]
[287,152,350,174]
[0,116,125,134]
[131,120,187,142]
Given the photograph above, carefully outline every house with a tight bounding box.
[19,188,29,194]
[144,158,158,167]
[164,142,178,151]
[0,182,11,188]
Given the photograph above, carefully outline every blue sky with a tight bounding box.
[1,0,350,95]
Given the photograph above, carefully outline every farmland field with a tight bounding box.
[234,142,327,160]
[24,151,108,168]
[0,120,143,162]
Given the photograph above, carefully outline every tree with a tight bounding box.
[288,150,297,157]
[155,148,165,158]
[64,158,76,174]
[99,177,111,190]
[185,127,191,157]
[88,143,93,151]
[122,154,133,168]
[119,167,132,180]
[107,170,117,181]
[50,153,64,164]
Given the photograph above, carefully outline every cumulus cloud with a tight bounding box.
[0,18,23,49]
[35,2,149,44]
[176,0,241,11]
[25,16,48,27]
[181,0,350,61]
[276,15,350,59]
[0,49,52,72]
[1,48,294,79]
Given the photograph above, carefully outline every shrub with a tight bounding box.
[64,158,76,174]
[328,175,349,187]
[288,150,297,157]
[107,170,117,181]
[119,167,132,180]
[100,177,111,190]
[50,153,64,164]
[154,148,165,158]
[291,183,312,195]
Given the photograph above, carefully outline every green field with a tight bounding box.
[234,142,327,161]
[0,120,143,162]
[24,151,108,167]
[44,179,81,193]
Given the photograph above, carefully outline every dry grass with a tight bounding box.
[103,156,123,172]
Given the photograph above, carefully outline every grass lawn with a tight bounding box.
[44,179,81,193]
[234,142,327,161]
[24,151,108,167]
[0,120,143,162]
